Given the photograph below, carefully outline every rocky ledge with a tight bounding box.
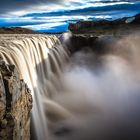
[68,13,140,35]
[0,61,32,140]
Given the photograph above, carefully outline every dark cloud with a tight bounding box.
[0,0,138,16]
[0,0,63,16]
[23,2,140,17]
[0,0,140,16]
[0,0,140,32]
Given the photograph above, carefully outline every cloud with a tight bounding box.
[0,0,138,17]
[22,2,140,17]
[0,0,140,32]
[22,22,68,32]
[0,0,64,16]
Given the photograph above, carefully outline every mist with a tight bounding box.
[44,33,140,140]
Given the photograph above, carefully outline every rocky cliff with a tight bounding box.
[0,61,32,140]
[68,13,140,35]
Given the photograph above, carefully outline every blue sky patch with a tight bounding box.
[0,0,140,32]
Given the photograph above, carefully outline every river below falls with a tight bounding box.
[46,38,140,140]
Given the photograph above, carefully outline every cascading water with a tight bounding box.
[0,34,69,140]
[1,33,140,140]
[45,34,140,140]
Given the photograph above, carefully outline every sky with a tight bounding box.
[0,0,140,32]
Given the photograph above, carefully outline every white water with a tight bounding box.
[47,34,140,140]
[1,33,140,140]
[0,34,69,140]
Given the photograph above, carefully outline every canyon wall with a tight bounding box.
[0,61,32,140]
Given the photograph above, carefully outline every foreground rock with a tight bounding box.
[0,61,32,140]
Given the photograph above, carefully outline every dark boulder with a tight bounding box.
[60,32,98,53]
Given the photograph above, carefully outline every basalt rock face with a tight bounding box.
[0,61,32,140]
[60,32,121,55]
[60,32,98,53]
[131,13,140,24]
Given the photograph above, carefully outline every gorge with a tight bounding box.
[0,31,140,140]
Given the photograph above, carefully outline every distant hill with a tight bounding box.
[68,13,140,35]
[0,27,37,34]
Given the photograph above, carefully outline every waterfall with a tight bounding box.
[46,34,140,140]
[0,34,69,140]
[1,33,140,140]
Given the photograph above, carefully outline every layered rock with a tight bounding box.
[0,61,32,140]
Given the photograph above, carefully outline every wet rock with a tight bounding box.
[0,60,32,140]
[60,32,98,53]
[91,36,119,54]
